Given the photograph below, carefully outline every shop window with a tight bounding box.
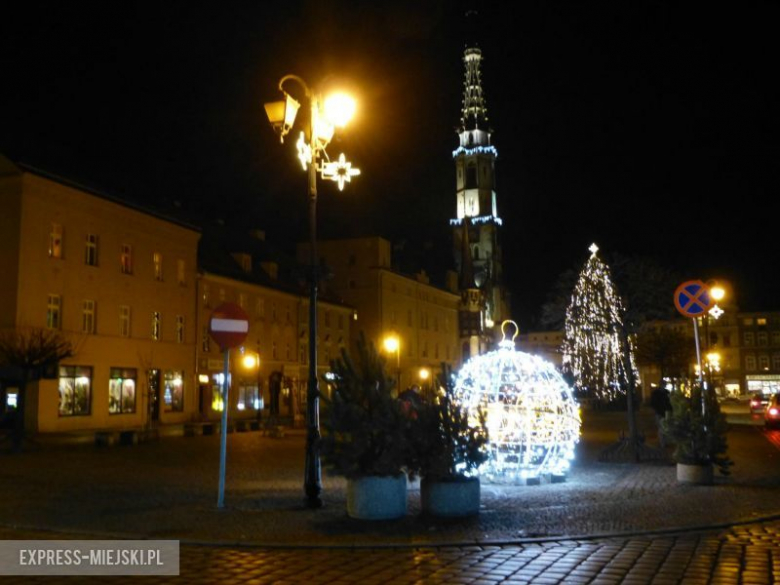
[238,384,261,410]
[47,294,62,329]
[49,223,63,258]
[163,370,184,412]
[120,244,133,274]
[58,366,92,416]
[85,234,98,266]
[109,367,137,414]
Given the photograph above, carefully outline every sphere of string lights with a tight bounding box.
[453,322,581,484]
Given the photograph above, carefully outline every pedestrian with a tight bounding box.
[650,385,672,448]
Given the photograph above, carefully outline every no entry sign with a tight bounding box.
[673,280,714,319]
[209,303,250,350]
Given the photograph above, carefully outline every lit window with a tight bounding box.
[152,312,161,340]
[82,300,96,334]
[120,244,133,274]
[108,368,137,414]
[46,294,61,329]
[757,318,768,326]
[177,259,185,285]
[176,315,184,344]
[58,366,92,416]
[119,305,131,337]
[153,252,163,281]
[237,385,260,410]
[85,234,98,266]
[49,223,63,258]
[163,370,184,412]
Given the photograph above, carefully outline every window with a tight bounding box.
[338,314,344,330]
[746,355,757,371]
[152,312,161,340]
[49,223,63,258]
[271,303,277,322]
[773,354,780,371]
[408,310,413,327]
[722,334,732,347]
[82,300,96,334]
[272,342,277,360]
[47,295,61,329]
[120,244,133,274]
[434,317,439,332]
[255,298,265,319]
[744,332,755,346]
[238,293,247,308]
[219,288,226,302]
[435,343,439,359]
[422,341,428,358]
[153,252,163,281]
[286,343,291,361]
[85,234,98,266]
[759,355,770,370]
[109,368,137,414]
[237,384,261,410]
[58,366,91,416]
[466,164,477,189]
[177,259,186,285]
[743,318,754,326]
[758,332,768,346]
[176,315,184,344]
[757,318,768,326]
[163,370,184,412]
[119,306,131,337]
[202,325,210,352]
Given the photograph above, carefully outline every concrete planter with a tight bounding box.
[676,463,714,485]
[421,476,480,517]
[346,474,407,520]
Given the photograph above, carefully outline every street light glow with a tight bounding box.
[242,354,258,369]
[383,335,399,353]
[710,285,726,302]
[419,368,430,381]
[324,93,356,127]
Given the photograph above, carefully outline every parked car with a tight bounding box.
[765,394,780,429]
[749,393,769,414]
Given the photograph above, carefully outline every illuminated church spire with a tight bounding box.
[451,8,510,357]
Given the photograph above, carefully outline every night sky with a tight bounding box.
[2,1,777,327]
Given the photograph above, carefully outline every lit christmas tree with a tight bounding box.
[562,244,639,403]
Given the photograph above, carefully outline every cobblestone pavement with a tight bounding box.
[2,520,780,584]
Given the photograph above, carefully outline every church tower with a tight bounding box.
[451,13,510,358]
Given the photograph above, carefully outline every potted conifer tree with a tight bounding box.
[319,334,411,520]
[409,367,488,517]
[661,385,732,484]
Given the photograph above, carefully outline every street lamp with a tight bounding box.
[383,334,401,389]
[265,75,360,508]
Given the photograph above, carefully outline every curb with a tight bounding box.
[3,512,780,551]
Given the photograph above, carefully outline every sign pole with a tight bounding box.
[217,348,230,509]
[692,318,706,418]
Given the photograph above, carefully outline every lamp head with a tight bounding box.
[264,92,300,143]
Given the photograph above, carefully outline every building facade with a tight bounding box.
[302,237,461,392]
[0,158,200,433]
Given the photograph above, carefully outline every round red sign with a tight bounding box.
[209,303,250,350]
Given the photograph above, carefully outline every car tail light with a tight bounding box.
[770,408,779,416]
[751,400,760,407]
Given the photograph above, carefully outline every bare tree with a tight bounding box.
[0,328,75,452]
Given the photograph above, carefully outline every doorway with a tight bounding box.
[147,369,160,422]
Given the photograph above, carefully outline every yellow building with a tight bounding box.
[195,263,352,425]
[0,157,200,433]
[300,237,461,391]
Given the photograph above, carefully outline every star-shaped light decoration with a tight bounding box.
[709,304,724,320]
[589,243,599,256]
[320,153,360,191]
[296,132,312,171]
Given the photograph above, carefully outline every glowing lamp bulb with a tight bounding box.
[710,285,726,302]
[243,355,258,369]
[383,336,399,353]
[323,93,356,127]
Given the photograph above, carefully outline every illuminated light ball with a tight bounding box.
[453,329,581,484]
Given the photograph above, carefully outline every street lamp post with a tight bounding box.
[265,75,359,508]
